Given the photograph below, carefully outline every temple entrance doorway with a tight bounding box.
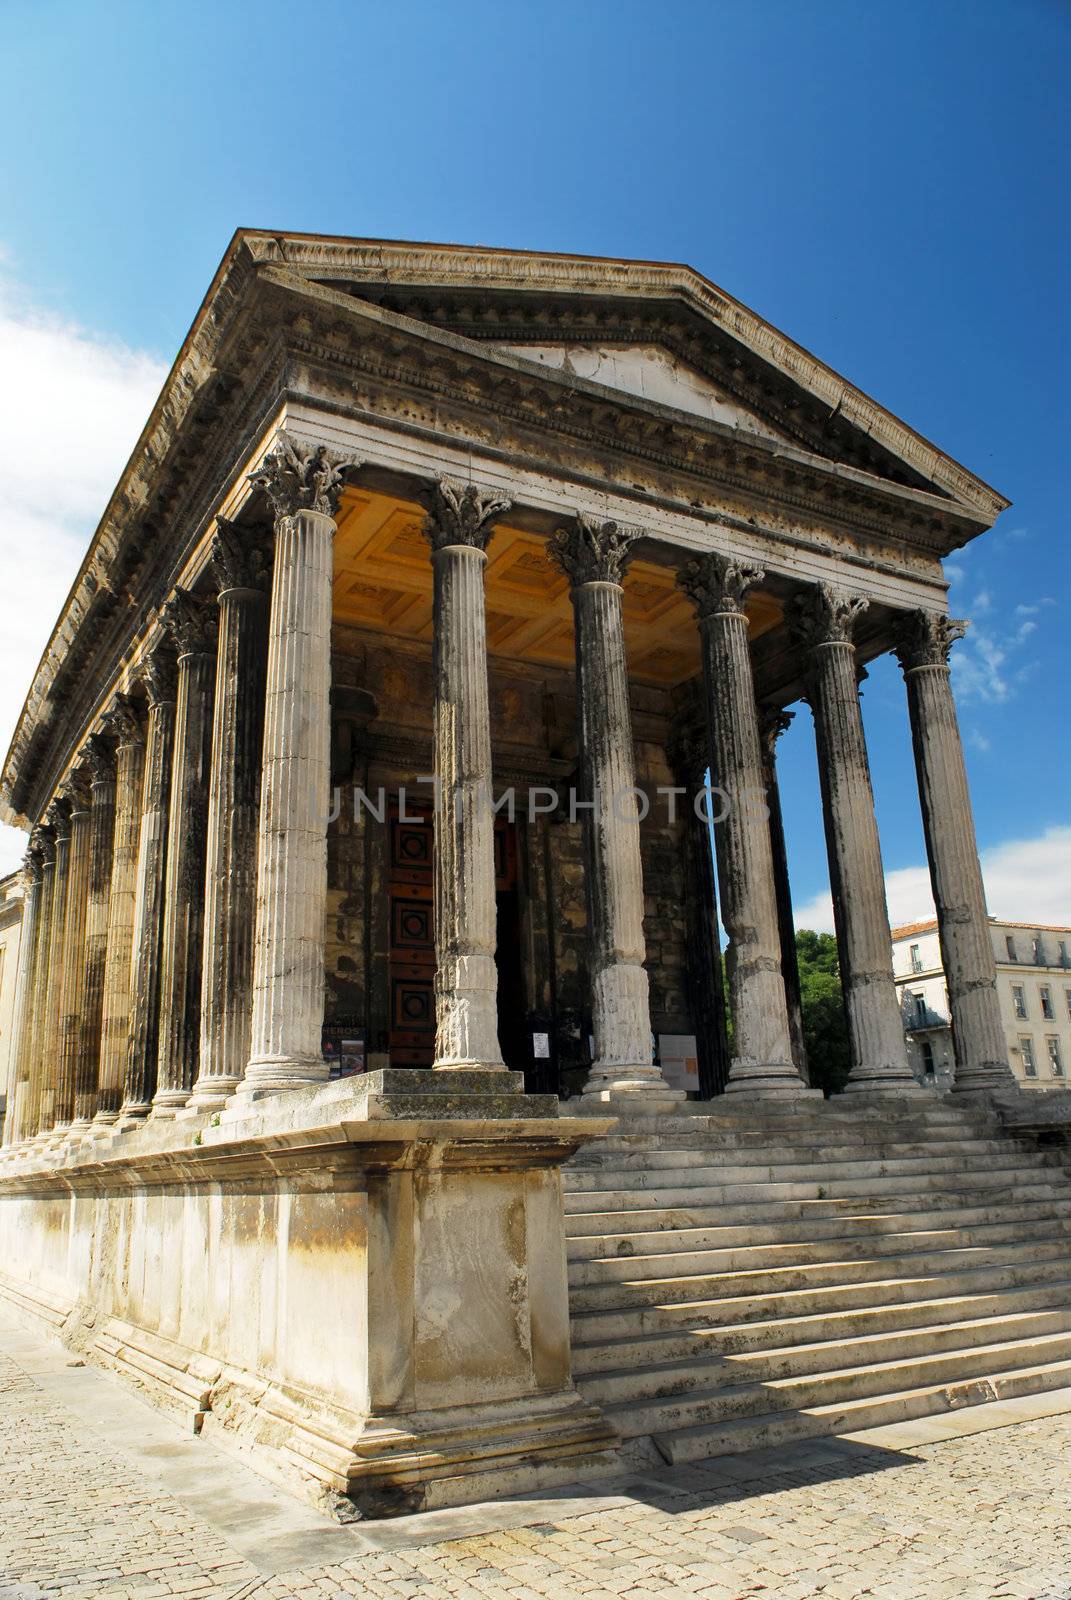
[386,802,527,1071]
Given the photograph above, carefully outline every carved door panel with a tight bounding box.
[388,807,435,1067]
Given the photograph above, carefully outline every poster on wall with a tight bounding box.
[322,1019,367,1079]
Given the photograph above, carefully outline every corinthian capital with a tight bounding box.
[81,734,115,788]
[423,478,512,554]
[161,589,215,657]
[31,825,55,865]
[894,610,968,672]
[60,766,92,812]
[45,797,72,839]
[102,693,144,749]
[677,552,764,619]
[209,519,271,595]
[758,706,795,765]
[249,430,357,520]
[789,584,869,650]
[549,515,641,587]
[141,643,177,707]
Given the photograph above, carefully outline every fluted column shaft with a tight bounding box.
[678,764,731,1099]
[94,710,147,1123]
[56,791,92,1131]
[244,437,358,1094]
[896,611,1015,1091]
[121,657,176,1119]
[39,806,72,1132]
[553,517,679,1106]
[680,556,806,1097]
[759,713,810,1084]
[22,839,55,1138]
[73,751,117,1127]
[794,590,916,1092]
[191,539,268,1108]
[3,852,43,1144]
[424,480,509,1070]
[154,600,214,1115]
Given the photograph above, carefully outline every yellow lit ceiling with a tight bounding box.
[333,489,781,689]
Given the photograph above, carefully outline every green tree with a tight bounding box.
[795,929,852,1096]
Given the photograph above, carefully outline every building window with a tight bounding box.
[1066,988,1071,1022]
[920,1040,935,1077]
[1012,984,1027,1020]
[910,943,923,974]
[1006,935,1018,961]
[1033,937,1045,965]
[1021,1037,1037,1077]
[1047,1038,1064,1078]
[1041,986,1054,1020]
[1059,941,1069,968]
[913,994,926,1024]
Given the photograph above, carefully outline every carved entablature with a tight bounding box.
[102,693,144,749]
[209,519,271,595]
[548,516,641,587]
[141,646,178,708]
[249,430,356,521]
[789,584,869,651]
[677,553,764,620]
[894,610,969,672]
[423,478,512,554]
[161,589,215,658]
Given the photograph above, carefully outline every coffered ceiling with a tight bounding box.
[333,489,782,689]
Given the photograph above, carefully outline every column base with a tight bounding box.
[725,1060,819,1098]
[182,1076,243,1115]
[953,1062,1020,1094]
[149,1090,192,1121]
[580,1066,686,1116]
[842,1068,926,1095]
[237,1056,330,1099]
[114,1104,152,1131]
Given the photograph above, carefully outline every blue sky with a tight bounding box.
[0,0,1067,920]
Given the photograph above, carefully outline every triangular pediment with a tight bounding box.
[491,341,798,444]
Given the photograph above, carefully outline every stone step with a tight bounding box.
[600,1327,1071,1438]
[568,1237,1071,1313]
[569,1254,1071,1339]
[649,1356,1071,1465]
[567,1216,1071,1286]
[567,1137,1040,1171]
[566,1202,1071,1261]
[562,1170,1070,1211]
[580,1305,1071,1403]
[563,1186,1071,1236]
[562,1157,1063,1201]
[570,1280,1071,1374]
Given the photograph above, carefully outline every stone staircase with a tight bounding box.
[562,1096,1071,1467]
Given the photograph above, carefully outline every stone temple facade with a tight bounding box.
[1,235,1057,1516]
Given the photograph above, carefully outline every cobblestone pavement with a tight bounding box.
[2,1313,1070,1600]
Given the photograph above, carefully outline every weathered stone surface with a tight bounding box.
[679,555,810,1098]
[2,847,43,1145]
[758,708,810,1084]
[896,611,1017,1092]
[94,698,147,1124]
[793,586,917,1093]
[73,737,117,1128]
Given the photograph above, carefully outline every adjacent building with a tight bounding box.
[894,917,1071,1090]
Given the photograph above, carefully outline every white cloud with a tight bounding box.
[794,826,1071,935]
[971,588,993,614]
[0,264,167,876]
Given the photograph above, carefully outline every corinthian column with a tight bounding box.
[678,555,808,1098]
[758,709,810,1084]
[423,479,509,1071]
[56,777,93,1132]
[152,592,215,1116]
[23,829,56,1139]
[551,516,681,1107]
[72,738,117,1128]
[244,433,355,1094]
[895,611,1016,1092]
[40,799,72,1132]
[93,697,146,1125]
[188,524,269,1109]
[121,647,177,1120]
[3,845,43,1145]
[791,588,917,1093]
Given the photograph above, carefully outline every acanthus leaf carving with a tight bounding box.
[677,552,764,618]
[894,609,969,671]
[161,588,215,657]
[141,644,177,708]
[102,692,144,749]
[422,477,512,553]
[548,514,641,587]
[209,518,271,595]
[81,733,115,788]
[789,583,869,650]
[249,429,358,520]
